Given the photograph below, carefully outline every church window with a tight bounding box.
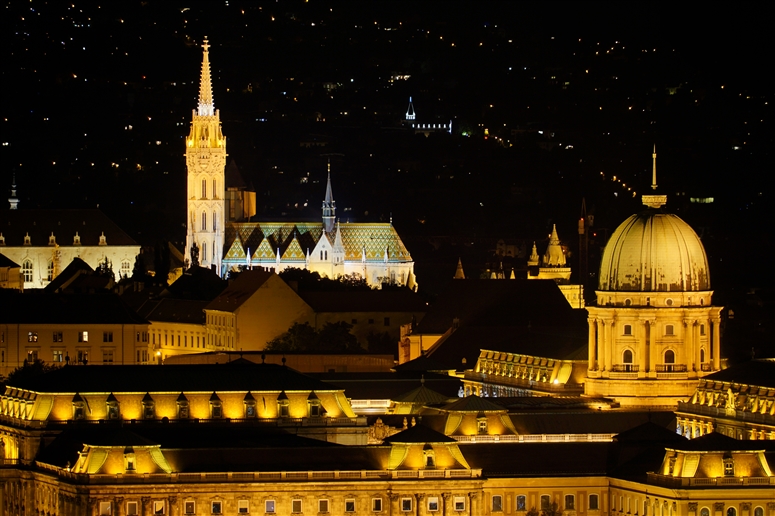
[492,496,503,512]
[213,211,217,231]
[202,242,207,262]
[700,348,706,363]
[22,260,33,282]
[665,324,674,336]
[213,179,217,198]
[589,495,599,511]
[47,260,54,281]
[202,212,207,231]
[202,180,207,199]
[623,324,632,335]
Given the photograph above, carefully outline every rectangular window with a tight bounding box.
[623,324,632,335]
[26,349,39,361]
[184,502,195,515]
[492,496,503,512]
[100,502,112,516]
[292,500,302,514]
[454,498,466,512]
[212,502,222,515]
[319,500,329,513]
[265,501,275,514]
[345,500,356,513]
[665,324,674,336]
[700,324,706,336]
[401,499,412,512]
[589,495,599,511]
[517,496,526,511]
[28,331,38,342]
[53,331,63,342]
[154,501,165,515]
[103,331,113,342]
[428,498,439,512]
[565,495,575,510]
[127,502,138,516]
[541,496,551,510]
[372,499,383,512]
[384,317,390,326]
[78,331,89,342]
[103,349,114,364]
[53,350,64,362]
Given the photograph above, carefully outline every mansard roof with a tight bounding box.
[8,362,333,393]
[204,270,280,312]
[1,209,137,247]
[0,291,147,325]
[225,222,412,263]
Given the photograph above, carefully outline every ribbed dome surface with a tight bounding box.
[598,211,710,292]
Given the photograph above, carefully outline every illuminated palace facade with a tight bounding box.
[185,40,417,289]
[585,151,723,407]
[1,363,773,516]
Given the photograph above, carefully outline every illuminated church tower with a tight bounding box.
[585,148,723,407]
[185,38,225,273]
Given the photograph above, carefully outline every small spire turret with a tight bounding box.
[198,38,214,116]
[8,173,19,210]
[322,160,336,233]
[406,97,416,120]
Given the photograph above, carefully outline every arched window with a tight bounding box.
[202,212,207,231]
[47,260,54,281]
[623,350,633,363]
[121,260,131,278]
[664,350,675,363]
[22,260,33,282]
[727,508,736,516]
[700,348,706,363]
[213,211,217,231]
[213,179,217,198]
[754,508,763,516]
[202,179,207,199]
[202,242,207,263]
[700,508,710,516]
[588,495,598,511]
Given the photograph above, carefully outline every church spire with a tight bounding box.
[453,258,465,279]
[8,173,19,210]
[406,97,416,120]
[651,144,658,190]
[543,224,566,267]
[322,160,336,233]
[198,37,214,116]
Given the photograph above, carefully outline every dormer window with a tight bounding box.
[210,392,222,418]
[142,393,155,419]
[423,444,436,468]
[277,391,289,418]
[72,393,86,420]
[99,232,107,246]
[24,233,31,245]
[48,232,56,246]
[124,446,136,472]
[106,393,120,420]
[723,455,734,476]
[244,391,257,418]
[307,391,322,417]
[477,412,488,435]
[177,393,189,419]
[73,232,81,245]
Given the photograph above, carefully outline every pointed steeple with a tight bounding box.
[322,160,336,233]
[527,242,540,266]
[453,258,465,280]
[543,225,566,267]
[198,38,215,116]
[406,97,416,120]
[8,173,19,210]
[642,144,667,209]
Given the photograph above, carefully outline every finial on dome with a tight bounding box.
[642,145,667,209]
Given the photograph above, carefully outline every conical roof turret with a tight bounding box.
[543,225,566,267]
[453,258,465,279]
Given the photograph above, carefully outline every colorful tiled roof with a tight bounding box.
[224,222,412,263]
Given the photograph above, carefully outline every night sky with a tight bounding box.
[2,1,773,351]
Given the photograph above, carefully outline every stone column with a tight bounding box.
[467,493,477,516]
[638,319,647,376]
[605,319,614,372]
[141,497,151,516]
[389,493,399,516]
[415,494,425,516]
[115,497,124,516]
[694,321,701,373]
[712,318,721,370]
[588,318,597,370]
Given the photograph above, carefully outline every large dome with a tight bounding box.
[598,211,710,292]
